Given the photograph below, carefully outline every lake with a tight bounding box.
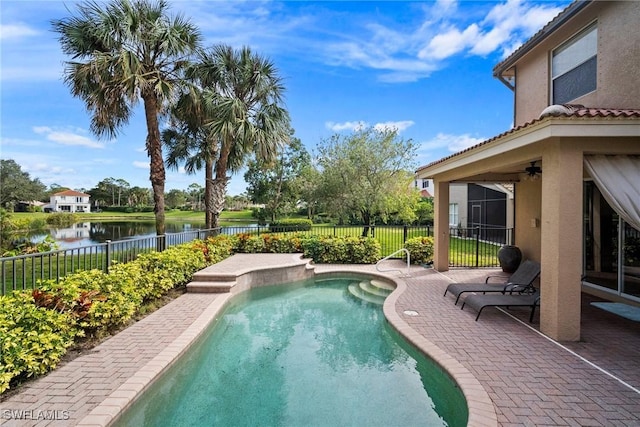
[32,221,256,249]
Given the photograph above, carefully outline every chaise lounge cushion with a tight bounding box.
[444,260,541,305]
[461,290,540,322]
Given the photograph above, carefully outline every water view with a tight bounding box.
[31,221,207,249]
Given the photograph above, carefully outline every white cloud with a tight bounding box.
[469,0,564,57]
[0,23,39,40]
[420,24,480,60]
[325,121,368,132]
[32,126,105,149]
[373,121,415,133]
[318,0,565,82]
[326,120,415,133]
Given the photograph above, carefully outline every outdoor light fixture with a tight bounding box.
[525,161,542,179]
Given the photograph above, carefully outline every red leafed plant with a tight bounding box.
[32,289,105,320]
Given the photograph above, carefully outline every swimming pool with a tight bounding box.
[113,276,468,426]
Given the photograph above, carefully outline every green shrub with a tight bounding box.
[269,218,313,232]
[135,246,206,299]
[404,236,435,264]
[45,212,78,227]
[0,293,79,393]
[200,235,235,263]
[0,237,237,395]
[232,233,380,264]
[299,235,380,264]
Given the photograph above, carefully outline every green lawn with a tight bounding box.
[11,209,256,224]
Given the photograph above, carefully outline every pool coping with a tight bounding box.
[77,254,496,426]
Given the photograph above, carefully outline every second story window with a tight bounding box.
[422,180,429,189]
[551,23,597,104]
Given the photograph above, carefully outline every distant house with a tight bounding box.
[414,178,433,198]
[415,178,514,242]
[45,190,91,213]
[15,200,47,212]
[416,0,640,341]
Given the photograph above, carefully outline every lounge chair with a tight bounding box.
[443,259,541,305]
[461,289,540,322]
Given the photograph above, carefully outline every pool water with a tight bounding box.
[114,277,468,426]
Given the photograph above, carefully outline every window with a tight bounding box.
[449,203,459,227]
[422,180,429,189]
[551,24,597,104]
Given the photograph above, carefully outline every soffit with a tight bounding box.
[416,106,640,182]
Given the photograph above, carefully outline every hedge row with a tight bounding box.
[0,235,234,393]
[0,233,433,394]
[233,233,382,264]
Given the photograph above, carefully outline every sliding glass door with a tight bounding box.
[584,181,640,300]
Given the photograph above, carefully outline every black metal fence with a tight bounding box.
[1,225,512,295]
[1,228,220,295]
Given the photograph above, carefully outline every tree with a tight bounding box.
[317,127,419,236]
[165,189,187,209]
[244,135,310,222]
[187,183,204,211]
[190,45,290,228]
[0,160,46,209]
[115,179,130,206]
[163,82,218,227]
[128,186,152,207]
[52,0,201,235]
[45,183,69,199]
[297,163,323,220]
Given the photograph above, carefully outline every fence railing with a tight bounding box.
[1,228,221,295]
[1,225,512,295]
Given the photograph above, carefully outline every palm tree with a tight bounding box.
[191,45,291,228]
[52,0,201,235]
[162,84,219,228]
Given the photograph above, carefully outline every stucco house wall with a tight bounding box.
[513,0,640,126]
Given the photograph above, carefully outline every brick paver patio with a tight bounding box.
[0,256,638,426]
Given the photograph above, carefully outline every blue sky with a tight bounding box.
[0,0,570,195]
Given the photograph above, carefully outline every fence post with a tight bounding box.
[105,240,112,273]
[403,225,408,243]
[475,227,480,268]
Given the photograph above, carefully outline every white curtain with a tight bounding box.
[584,155,640,232]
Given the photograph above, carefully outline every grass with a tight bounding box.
[3,213,501,293]
[11,209,256,222]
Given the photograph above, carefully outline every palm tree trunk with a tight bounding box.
[210,176,228,228]
[205,157,214,229]
[142,91,166,237]
[211,141,231,228]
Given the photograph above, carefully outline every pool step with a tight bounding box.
[186,280,236,293]
[347,279,394,305]
[360,280,393,297]
[187,270,237,293]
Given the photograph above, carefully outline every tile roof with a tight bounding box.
[54,189,90,197]
[416,105,640,172]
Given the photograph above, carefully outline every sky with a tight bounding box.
[0,0,571,196]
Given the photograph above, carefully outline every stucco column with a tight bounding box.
[540,144,583,341]
[433,180,450,271]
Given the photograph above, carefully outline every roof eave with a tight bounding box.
[416,118,640,178]
[492,0,593,81]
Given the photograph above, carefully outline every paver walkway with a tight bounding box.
[1,257,639,426]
